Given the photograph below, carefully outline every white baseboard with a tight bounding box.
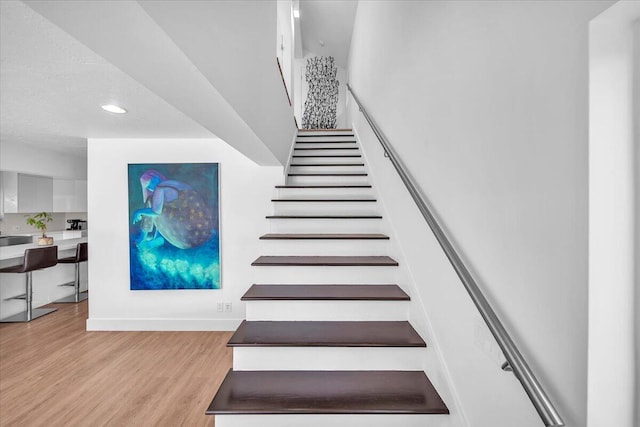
[86,317,243,331]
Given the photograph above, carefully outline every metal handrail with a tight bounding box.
[347,84,564,427]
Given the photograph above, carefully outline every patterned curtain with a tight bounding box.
[302,56,339,129]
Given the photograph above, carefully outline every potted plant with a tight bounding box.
[25,212,54,245]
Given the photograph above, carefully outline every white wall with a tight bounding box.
[0,141,87,179]
[86,139,282,331]
[277,0,294,103]
[347,1,614,426]
[588,2,640,427]
[635,19,640,427]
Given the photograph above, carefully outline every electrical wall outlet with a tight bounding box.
[224,302,232,312]
[217,302,224,312]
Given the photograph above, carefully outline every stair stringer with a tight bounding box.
[352,125,469,427]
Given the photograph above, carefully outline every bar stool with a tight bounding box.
[0,246,58,322]
[54,242,88,303]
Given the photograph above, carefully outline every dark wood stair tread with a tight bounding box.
[296,143,357,144]
[266,215,382,219]
[242,284,409,300]
[290,163,364,166]
[206,370,448,415]
[298,131,353,134]
[297,132,354,136]
[293,155,362,158]
[297,135,355,138]
[294,147,359,150]
[251,256,398,266]
[275,185,372,188]
[288,173,367,176]
[271,198,376,202]
[228,321,424,347]
[297,132,354,135]
[259,233,388,240]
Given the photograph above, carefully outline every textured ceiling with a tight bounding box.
[0,0,212,155]
[299,0,358,67]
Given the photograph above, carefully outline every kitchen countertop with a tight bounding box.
[0,236,87,261]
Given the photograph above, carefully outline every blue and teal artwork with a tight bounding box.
[128,163,220,290]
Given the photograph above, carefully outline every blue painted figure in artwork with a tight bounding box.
[132,170,215,250]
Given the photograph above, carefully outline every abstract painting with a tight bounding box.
[128,163,220,290]
[302,56,339,129]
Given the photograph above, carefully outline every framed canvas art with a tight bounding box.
[127,163,220,290]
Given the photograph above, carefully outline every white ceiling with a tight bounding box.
[299,0,358,67]
[136,0,295,165]
[23,0,291,165]
[0,0,212,156]
[0,0,359,162]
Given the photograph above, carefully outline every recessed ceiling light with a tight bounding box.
[101,104,127,114]
[293,9,300,18]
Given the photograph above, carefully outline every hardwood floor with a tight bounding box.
[0,301,232,427]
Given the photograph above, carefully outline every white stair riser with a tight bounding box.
[290,157,362,165]
[233,347,426,371]
[287,175,369,186]
[215,415,451,427]
[292,149,360,156]
[296,135,357,139]
[259,239,389,256]
[296,141,356,146]
[296,133,354,138]
[291,156,362,161]
[293,148,359,154]
[294,142,358,147]
[249,266,398,284]
[267,218,386,233]
[273,201,380,214]
[275,188,374,198]
[245,300,407,321]
[288,165,365,174]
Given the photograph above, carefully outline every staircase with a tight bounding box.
[206,129,449,427]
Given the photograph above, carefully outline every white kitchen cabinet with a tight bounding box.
[53,179,87,212]
[1,171,54,214]
[18,173,53,212]
[75,180,87,211]
[53,179,74,212]
[2,171,87,214]
[1,171,18,214]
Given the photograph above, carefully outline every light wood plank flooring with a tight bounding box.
[0,301,232,427]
